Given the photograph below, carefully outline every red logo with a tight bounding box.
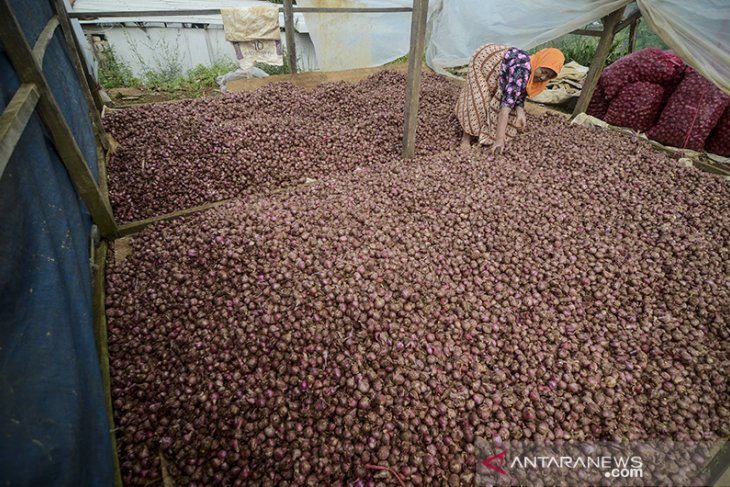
[482,450,508,475]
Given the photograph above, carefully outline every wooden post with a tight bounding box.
[283,0,297,74]
[571,6,626,118]
[0,1,118,237]
[402,0,428,159]
[628,18,638,53]
[52,0,109,150]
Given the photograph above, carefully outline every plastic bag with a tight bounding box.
[216,67,270,92]
[604,81,665,132]
[647,69,730,151]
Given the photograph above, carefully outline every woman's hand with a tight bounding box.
[490,138,505,155]
[515,106,527,130]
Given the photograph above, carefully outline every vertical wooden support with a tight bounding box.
[402,0,428,159]
[0,1,118,237]
[628,18,638,53]
[52,0,109,150]
[283,0,297,74]
[571,6,626,118]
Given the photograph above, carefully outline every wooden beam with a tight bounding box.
[628,18,639,53]
[570,10,641,38]
[68,7,413,19]
[116,199,235,237]
[706,439,730,487]
[0,83,40,178]
[31,17,59,65]
[571,6,626,118]
[53,0,109,150]
[116,179,322,238]
[91,241,123,487]
[402,0,428,159]
[0,2,118,237]
[613,9,642,35]
[283,0,297,74]
[571,29,603,37]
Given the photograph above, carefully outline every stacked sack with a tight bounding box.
[588,49,730,155]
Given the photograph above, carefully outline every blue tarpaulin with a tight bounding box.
[0,0,114,485]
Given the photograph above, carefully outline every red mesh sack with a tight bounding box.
[604,82,665,132]
[601,48,685,100]
[586,83,610,119]
[648,69,730,151]
[706,106,730,156]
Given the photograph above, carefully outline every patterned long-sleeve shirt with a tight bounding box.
[498,48,532,108]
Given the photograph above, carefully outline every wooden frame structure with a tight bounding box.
[571,5,637,117]
[0,0,118,237]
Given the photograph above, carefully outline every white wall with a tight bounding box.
[82,24,319,79]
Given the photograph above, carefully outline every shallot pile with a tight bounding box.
[106,120,730,486]
[103,72,463,223]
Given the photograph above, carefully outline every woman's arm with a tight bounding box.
[492,106,511,154]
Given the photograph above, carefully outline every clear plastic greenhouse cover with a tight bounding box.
[299,0,729,95]
[297,0,413,71]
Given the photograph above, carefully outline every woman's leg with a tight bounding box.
[460,132,473,150]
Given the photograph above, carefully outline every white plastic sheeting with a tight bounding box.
[298,0,412,71]
[426,0,628,74]
[637,0,730,94]
[297,0,729,95]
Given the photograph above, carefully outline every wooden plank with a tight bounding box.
[692,159,730,177]
[68,7,412,19]
[116,178,324,237]
[228,63,416,92]
[283,0,297,74]
[116,199,235,237]
[571,29,603,37]
[571,6,626,118]
[628,18,639,53]
[402,0,428,159]
[0,3,118,237]
[91,241,123,487]
[96,144,111,205]
[53,0,109,151]
[613,9,642,35]
[570,10,640,38]
[706,439,730,487]
[0,83,40,178]
[31,17,59,65]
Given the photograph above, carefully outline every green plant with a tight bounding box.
[184,60,238,93]
[256,61,290,75]
[255,45,297,75]
[531,31,628,67]
[98,46,139,88]
[532,18,668,67]
[123,29,185,89]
